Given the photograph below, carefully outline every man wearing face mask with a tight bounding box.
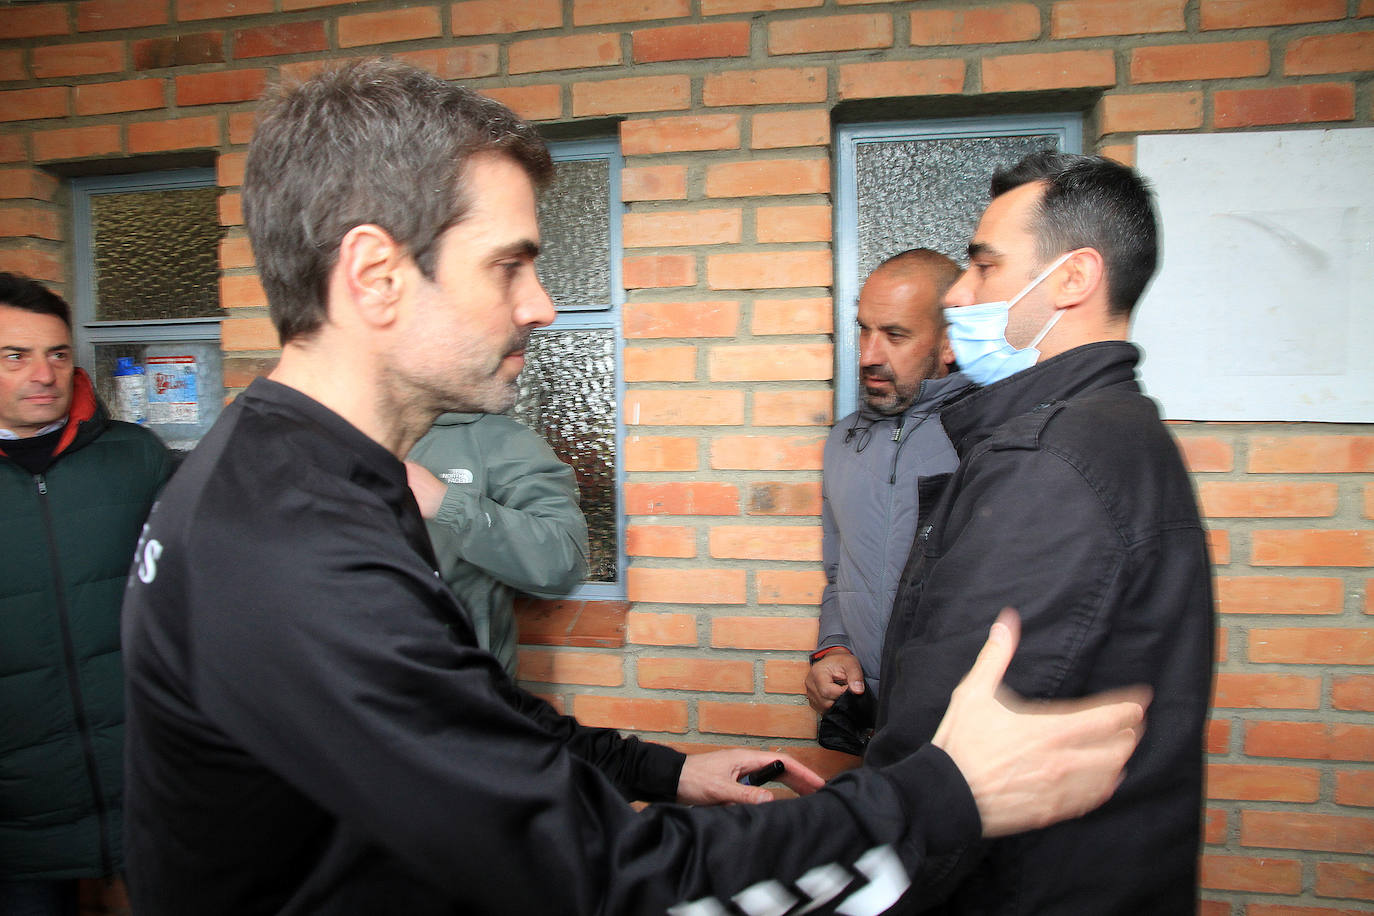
[806,250,972,733]
[865,152,1214,914]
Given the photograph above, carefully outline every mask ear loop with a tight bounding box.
[1014,251,1075,351]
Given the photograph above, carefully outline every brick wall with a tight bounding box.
[2,2,1370,913]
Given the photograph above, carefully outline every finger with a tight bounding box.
[962,607,1021,696]
[771,754,825,795]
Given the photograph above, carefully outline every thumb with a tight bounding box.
[849,677,865,694]
[724,783,775,805]
[964,607,1020,695]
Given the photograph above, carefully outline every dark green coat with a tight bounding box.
[1,370,172,880]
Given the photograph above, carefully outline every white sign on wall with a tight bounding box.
[1134,128,1374,422]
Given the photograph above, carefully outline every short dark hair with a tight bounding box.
[244,59,554,344]
[990,150,1158,317]
[0,272,72,328]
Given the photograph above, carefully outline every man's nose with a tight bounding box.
[519,280,556,330]
[30,357,57,385]
[858,336,883,368]
[944,269,975,308]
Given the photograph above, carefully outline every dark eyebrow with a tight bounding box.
[495,239,540,260]
[967,241,1000,260]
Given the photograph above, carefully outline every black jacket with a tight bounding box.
[867,342,1214,915]
[123,379,981,916]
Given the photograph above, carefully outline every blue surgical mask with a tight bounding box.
[944,252,1072,385]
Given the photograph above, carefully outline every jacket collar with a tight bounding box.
[940,342,1141,453]
[853,369,974,426]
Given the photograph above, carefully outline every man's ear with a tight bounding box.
[1054,247,1106,310]
[336,224,407,329]
[938,326,956,371]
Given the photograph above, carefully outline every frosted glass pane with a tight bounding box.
[511,329,617,582]
[854,134,1060,278]
[535,158,612,311]
[90,186,223,321]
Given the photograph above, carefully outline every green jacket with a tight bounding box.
[408,413,588,675]
[0,370,172,880]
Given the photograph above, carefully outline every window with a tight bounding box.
[833,114,1082,413]
[71,168,225,451]
[511,139,624,596]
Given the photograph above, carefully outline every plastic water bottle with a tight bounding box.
[113,357,147,425]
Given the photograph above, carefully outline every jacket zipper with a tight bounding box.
[35,472,115,876]
[888,414,905,484]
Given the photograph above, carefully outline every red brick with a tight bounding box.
[0,50,21,82]
[217,151,247,187]
[1215,83,1355,128]
[624,435,698,472]
[622,165,687,201]
[1363,0,1374,15]
[574,0,689,24]
[621,114,740,155]
[1200,854,1301,894]
[451,0,561,34]
[0,247,61,283]
[702,0,819,11]
[638,656,753,692]
[220,274,266,309]
[769,14,892,54]
[1207,528,1230,564]
[1251,531,1374,567]
[177,0,273,20]
[763,658,809,692]
[1,4,70,38]
[712,436,823,471]
[634,22,750,63]
[516,599,629,650]
[0,136,24,164]
[1214,576,1344,615]
[0,88,67,123]
[752,297,832,335]
[1050,0,1184,38]
[625,390,744,426]
[573,695,687,733]
[624,300,739,339]
[756,205,831,244]
[698,701,815,739]
[1241,810,1374,854]
[219,236,254,270]
[74,79,164,116]
[627,568,745,604]
[222,356,275,390]
[623,208,742,247]
[705,158,828,198]
[711,616,818,650]
[708,343,830,381]
[396,46,499,80]
[337,7,441,48]
[31,40,123,78]
[78,0,167,31]
[1098,91,1202,134]
[1096,142,1134,165]
[747,481,822,515]
[1250,435,1374,473]
[751,109,828,149]
[1335,769,1374,806]
[703,67,827,107]
[1333,674,1374,712]
[1245,721,1374,762]
[753,391,832,427]
[838,60,965,100]
[221,316,278,351]
[1207,718,1230,754]
[1212,672,1320,709]
[624,482,740,516]
[622,254,695,289]
[910,5,1040,45]
[626,611,698,646]
[33,125,121,162]
[0,206,61,241]
[709,525,821,561]
[509,33,621,75]
[982,50,1116,93]
[1200,0,1346,29]
[1130,40,1269,84]
[573,76,690,116]
[0,169,58,202]
[479,85,561,121]
[233,22,328,59]
[1248,627,1374,665]
[128,116,219,153]
[626,525,696,558]
[707,251,831,290]
[757,569,825,606]
[623,345,696,382]
[1177,436,1233,472]
[133,32,225,70]
[516,649,623,686]
[1199,482,1338,518]
[1203,808,1227,845]
[219,191,242,226]
[1316,862,1374,901]
[1245,907,1365,916]
[1205,763,1320,801]
[176,68,267,106]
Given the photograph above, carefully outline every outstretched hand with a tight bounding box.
[676,749,826,806]
[932,608,1151,838]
